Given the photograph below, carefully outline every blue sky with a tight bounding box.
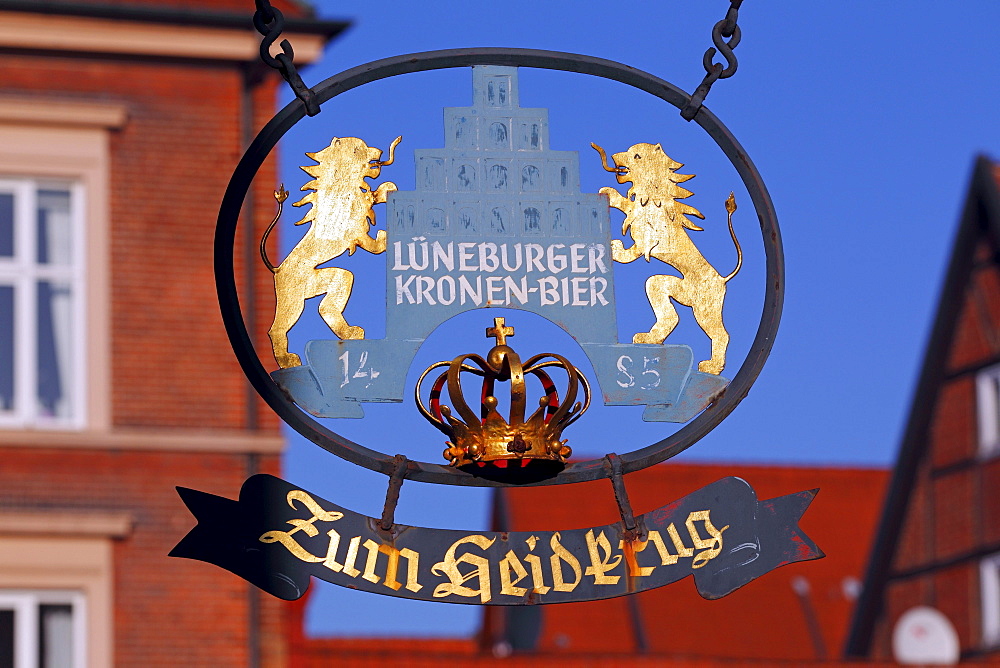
[263,1,1000,636]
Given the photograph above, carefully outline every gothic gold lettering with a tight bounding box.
[584,529,622,585]
[647,530,679,566]
[619,537,656,577]
[361,538,382,583]
[549,532,582,592]
[686,510,729,569]
[431,535,496,603]
[376,544,423,592]
[523,554,551,595]
[499,550,530,597]
[322,529,343,572]
[341,535,362,577]
[667,523,695,558]
[258,491,344,564]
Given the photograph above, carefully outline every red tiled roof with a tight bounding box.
[296,645,894,668]
[490,462,888,662]
[292,462,888,665]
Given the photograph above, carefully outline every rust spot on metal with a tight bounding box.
[622,537,640,594]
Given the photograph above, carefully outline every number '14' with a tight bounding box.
[338,350,380,389]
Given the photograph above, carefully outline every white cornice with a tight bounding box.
[0,10,326,63]
[0,428,284,454]
[0,510,132,537]
[0,96,128,128]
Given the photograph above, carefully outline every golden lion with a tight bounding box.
[261,136,401,368]
[592,142,741,375]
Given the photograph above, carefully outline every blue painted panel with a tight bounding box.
[582,343,693,407]
[272,66,729,424]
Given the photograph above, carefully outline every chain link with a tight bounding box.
[252,0,320,116]
[680,0,744,121]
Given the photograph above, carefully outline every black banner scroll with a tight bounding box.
[170,475,822,604]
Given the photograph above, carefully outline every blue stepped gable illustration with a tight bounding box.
[273,66,729,423]
[386,66,614,343]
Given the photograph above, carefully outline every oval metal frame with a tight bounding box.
[216,48,783,487]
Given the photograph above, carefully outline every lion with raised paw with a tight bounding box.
[592,141,741,375]
[262,136,401,368]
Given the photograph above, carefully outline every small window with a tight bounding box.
[0,178,85,428]
[0,590,85,668]
[982,553,1000,647]
[976,364,1000,457]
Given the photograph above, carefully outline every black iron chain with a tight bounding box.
[252,0,320,116]
[680,0,743,121]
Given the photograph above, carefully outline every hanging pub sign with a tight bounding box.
[171,0,822,606]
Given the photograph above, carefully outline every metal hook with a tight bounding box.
[604,453,637,534]
[378,454,409,532]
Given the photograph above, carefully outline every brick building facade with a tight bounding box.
[847,156,1000,661]
[0,1,344,664]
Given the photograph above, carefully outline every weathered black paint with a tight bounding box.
[171,475,821,605]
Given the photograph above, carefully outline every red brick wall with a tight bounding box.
[0,53,282,432]
[0,4,299,664]
[0,449,282,666]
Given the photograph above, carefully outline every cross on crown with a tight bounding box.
[486,317,515,347]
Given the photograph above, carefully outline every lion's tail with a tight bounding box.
[722,192,742,283]
[260,185,288,274]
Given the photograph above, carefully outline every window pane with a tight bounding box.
[36,190,71,266]
[0,286,13,413]
[993,375,1000,448]
[0,193,12,259]
[36,281,72,419]
[38,604,72,668]
[0,608,12,668]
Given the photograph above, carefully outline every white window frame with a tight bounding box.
[0,589,86,668]
[982,553,1000,647]
[0,177,87,429]
[0,109,122,436]
[976,363,1000,458]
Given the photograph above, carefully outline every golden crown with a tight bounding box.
[415,318,590,468]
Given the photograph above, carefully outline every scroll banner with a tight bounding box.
[170,475,822,605]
